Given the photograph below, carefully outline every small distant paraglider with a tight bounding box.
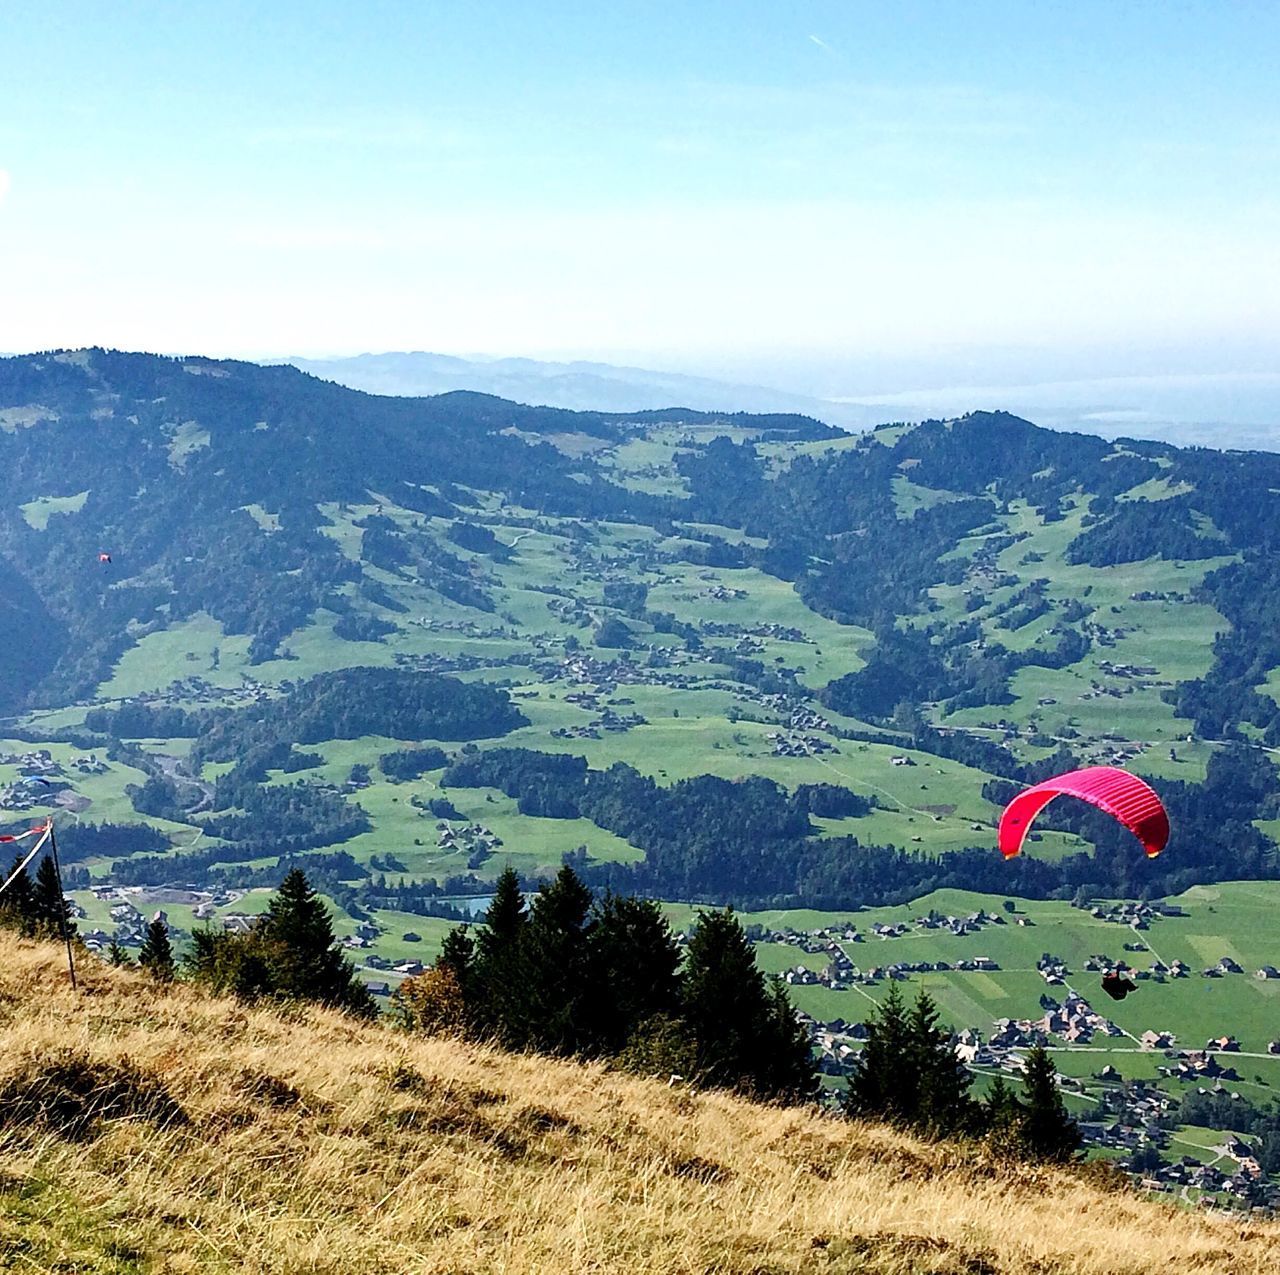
[98,552,112,565]
[1101,971,1138,1001]
[997,766,1169,861]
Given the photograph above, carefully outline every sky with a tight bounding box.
[2,1,1278,395]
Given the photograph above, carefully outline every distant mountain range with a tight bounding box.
[283,353,1280,450]
[280,351,887,431]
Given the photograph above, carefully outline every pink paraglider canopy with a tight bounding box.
[998,765,1169,860]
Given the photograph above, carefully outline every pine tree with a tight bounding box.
[753,974,819,1103]
[256,869,374,1016]
[31,854,75,940]
[680,907,807,1096]
[843,981,914,1123]
[138,918,176,982]
[436,925,475,1004]
[907,988,976,1136]
[471,865,528,1045]
[1019,1045,1080,1162]
[0,853,37,936]
[106,939,133,968]
[520,865,594,1054]
[585,892,681,1054]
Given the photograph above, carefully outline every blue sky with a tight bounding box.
[2,1,1277,391]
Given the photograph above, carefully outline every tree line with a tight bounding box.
[845,981,1080,1163]
[396,865,816,1103]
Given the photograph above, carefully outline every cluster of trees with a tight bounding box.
[183,868,374,1015]
[396,866,815,1102]
[441,750,824,897]
[194,667,527,763]
[821,616,1091,724]
[0,850,76,941]
[378,745,449,780]
[846,983,1080,1162]
[1067,497,1222,566]
[438,745,1277,911]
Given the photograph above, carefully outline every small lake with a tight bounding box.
[438,895,493,917]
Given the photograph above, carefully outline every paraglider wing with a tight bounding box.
[1101,971,1138,1001]
[998,766,1168,860]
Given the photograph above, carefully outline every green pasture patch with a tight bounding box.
[97,613,254,698]
[1117,476,1195,503]
[240,503,281,532]
[757,433,868,471]
[753,943,831,976]
[166,420,211,468]
[0,739,189,837]
[20,489,88,530]
[891,475,967,517]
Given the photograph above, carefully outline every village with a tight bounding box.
[762,905,1280,1211]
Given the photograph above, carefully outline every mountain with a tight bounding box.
[3,935,1275,1274]
[854,371,1280,451]
[1,346,1279,915]
[280,350,887,430]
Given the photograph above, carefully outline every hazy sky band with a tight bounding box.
[2,1,1277,389]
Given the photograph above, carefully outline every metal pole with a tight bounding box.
[46,821,77,992]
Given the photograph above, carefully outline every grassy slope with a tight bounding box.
[1,935,1277,1275]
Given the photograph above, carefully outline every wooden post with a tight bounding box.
[46,821,77,992]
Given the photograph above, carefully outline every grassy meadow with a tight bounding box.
[0,935,1277,1274]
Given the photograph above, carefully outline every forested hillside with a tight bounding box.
[1,348,1279,915]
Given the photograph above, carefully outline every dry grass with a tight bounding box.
[0,938,1276,1273]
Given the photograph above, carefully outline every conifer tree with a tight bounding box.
[436,925,475,1002]
[754,974,819,1103]
[846,986,975,1135]
[843,981,913,1123]
[983,1073,1023,1135]
[0,853,37,937]
[471,865,528,1045]
[106,939,133,968]
[32,854,75,940]
[256,868,373,1015]
[680,907,814,1099]
[586,892,681,1054]
[138,918,176,982]
[1019,1045,1080,1162]
[681,908,766,1090]
[907,988,976,1136]
[520,865,594,1054]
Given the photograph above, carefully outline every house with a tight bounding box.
[1207,1035,1240,1052]
[1255,966,1280,980]
[1140,1030,1174,1051]
[1217,957,1244,974]
[365,981,392,997]
[222,913,254,934]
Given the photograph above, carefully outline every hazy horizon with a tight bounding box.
[2,0,1277,409]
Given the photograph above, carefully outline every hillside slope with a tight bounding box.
[0,936,1276,1274]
